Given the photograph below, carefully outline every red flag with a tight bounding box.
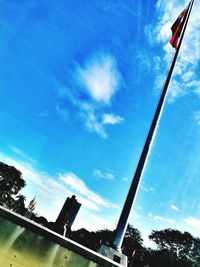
[170,4,190,49]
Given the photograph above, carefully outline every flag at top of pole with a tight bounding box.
[170,3,190,49]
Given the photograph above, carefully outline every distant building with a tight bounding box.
[54,195,81,235]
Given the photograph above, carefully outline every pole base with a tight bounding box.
[98,245,127,267]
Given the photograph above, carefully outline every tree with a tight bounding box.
[70,228,114,251]
[91,229,114,250]
[144,248,178,267]
[70,228,91,247]
[0,162,26,207]
[13,194,26,215]
[34,216,48,227]
[70,225,146,267]
[122,224,144,267]
[149,229,200,267]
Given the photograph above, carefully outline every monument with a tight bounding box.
[54,195,81,235]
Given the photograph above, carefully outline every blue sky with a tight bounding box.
[0,0,200,246]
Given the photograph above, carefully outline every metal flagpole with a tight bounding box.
[112,0,194,250]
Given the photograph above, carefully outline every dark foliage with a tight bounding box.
[0,162,26,214]
[34,216,48,227]
[149,229,200,267]
[0,162,25,195]
[13,194,27,215]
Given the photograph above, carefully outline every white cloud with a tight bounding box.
[77,52,121,104]
[76,52,123,137]
[148,213,174,224]
[141,184,155,193]
[170,204,180,212]
[157,22,172,43]
[72,209,115,232]
[9,146,36,164]
[93,169,114,180]
[59,172,109,209]
[0,152,118,219]
[56,51,124,138]
[184,217,200,229]
[79,103,124,138]
[80,104,111,138]
[80,104,107,138]
[102,113,124,125]
[90,214,114,230]
[167,79,186,102]
[142,233,157,249]
[147,0,200,102]
[182,71,194,82]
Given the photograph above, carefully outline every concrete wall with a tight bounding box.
[0,206,123,267]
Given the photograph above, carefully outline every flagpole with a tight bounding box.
[112,0,194,250]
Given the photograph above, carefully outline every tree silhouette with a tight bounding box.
[149,229,200,267]
[0,162,26,208]
[13,194,26,215]
[34,216,48,227]
[70,227,200,267]
[122,224,144,267]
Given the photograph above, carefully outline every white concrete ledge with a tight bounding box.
[0,206,123,267]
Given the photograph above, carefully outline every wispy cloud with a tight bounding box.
[170,204,180,212]
[60,172,110,208]
[90,214,114,230]
[9,146,36,165]
[142,232,157,249]
[147,0,200,102]
[77,52,121,104]
[0,152,118,214]
[102,113,124,125]
[136,51,152,74]
[0,150,122,231]
[79,103,107,138]
[184,217,200,229]
[93,169,114,180]
[55,51,124,138]
[73,209,115,231]
[81,107,124,138]
[148,213,174,224]
[182,71,194,82]
[141,184,155,193]
[167,79,186,103]
[1,149,122,230]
